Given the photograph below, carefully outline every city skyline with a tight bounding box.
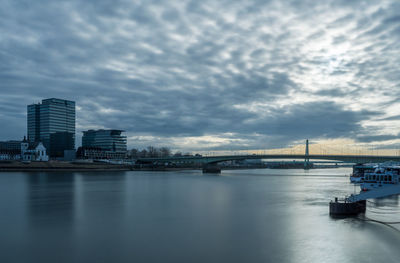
[1,0,400,153]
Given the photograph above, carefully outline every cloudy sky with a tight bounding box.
[1,0,400,152]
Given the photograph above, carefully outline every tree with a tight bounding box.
[159,147,171,157]
[139,149,148,158]
[128,148,139,159]
[147,146,159,158]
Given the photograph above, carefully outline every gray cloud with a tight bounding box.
[1,0,400,151]
[356,134,399,143]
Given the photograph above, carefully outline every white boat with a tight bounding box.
[360,164,400,191]
[350,164,375,184]
[332,162,400,215]
[350,175,363,183]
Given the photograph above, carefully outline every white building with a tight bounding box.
[21,137,49,162]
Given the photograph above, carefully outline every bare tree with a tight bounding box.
[147,146,160,158]
[159,147,171,157]
[139,149,148,158]
[128,148,139,159]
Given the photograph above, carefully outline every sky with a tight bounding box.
[1,0,400,153]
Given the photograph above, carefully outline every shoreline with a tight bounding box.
[0,168,197,172]
[0,161,202,172]
[0,161,348,172]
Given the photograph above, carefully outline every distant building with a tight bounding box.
[80,129,127,159]
[0,140,22,151]
[0,137,48,161]
[21,137,49,162]
[0,150,20,161]
[82,129,127,152]
[28,98,75,158]
[0,140,22,160]
[77,147,127,160]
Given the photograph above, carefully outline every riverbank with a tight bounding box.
[0,161,348,172]
[0,161,207,172]
[0,161,131,172]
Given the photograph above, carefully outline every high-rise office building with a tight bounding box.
[82,129,127,152]
[27,98,75,158]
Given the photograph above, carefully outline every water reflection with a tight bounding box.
[23,172,76,263]
[74,172,127,223]
[27,172,75,226]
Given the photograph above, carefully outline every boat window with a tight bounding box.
[389,176,392,181]
[385,176,388,181]
[373,175,376,180]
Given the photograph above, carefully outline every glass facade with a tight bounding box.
[27,98,75,158]
[27,104,40,142]
[0,140,22,151]
[82,130,127,152]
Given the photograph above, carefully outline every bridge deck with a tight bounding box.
[136,154,400,164]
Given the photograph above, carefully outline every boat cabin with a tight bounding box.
[361,165,400,190]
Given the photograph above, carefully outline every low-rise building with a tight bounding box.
[21,137,49,162]
[0,149,21,161]
[0,140,22,151]
[0,140,22,160]
[0,137,49,161]
[77,147,127,160]
[80,129,127,159]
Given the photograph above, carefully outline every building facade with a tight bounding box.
[77,147,127,160]
[81,129,127,159]
[0,137,49,161]
[0,140,22,151]
[27,98,75,158]
[82,130,127,152]
[0,140,22,160]
[21,137,49,162]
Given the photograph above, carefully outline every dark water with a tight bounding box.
[1,168,400,263]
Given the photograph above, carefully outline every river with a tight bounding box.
[1,168,400,263]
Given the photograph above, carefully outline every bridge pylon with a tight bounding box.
[304,139,312,169]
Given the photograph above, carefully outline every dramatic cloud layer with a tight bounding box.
[1,0,400,151]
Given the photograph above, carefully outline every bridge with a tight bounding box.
[136,140,400,173]
[137,154,400,165]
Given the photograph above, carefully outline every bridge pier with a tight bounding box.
[304,139,311,170]
[202,164,221,174]
[304,162,314,170]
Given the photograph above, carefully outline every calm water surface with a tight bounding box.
[1,168,400,263]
